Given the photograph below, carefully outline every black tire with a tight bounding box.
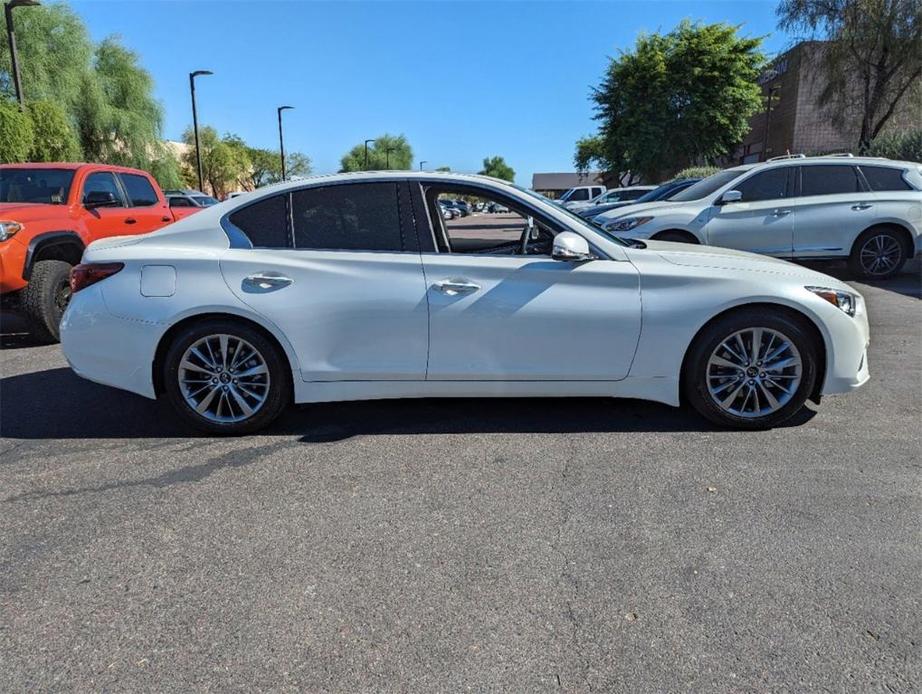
[848,227,908,279]
[20,259,73,344]
[162,319,291,435]
[683,308,819,430]
[654,230,698,244]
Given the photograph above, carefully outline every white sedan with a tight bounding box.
[61,172,870,434]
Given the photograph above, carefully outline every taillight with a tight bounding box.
[70,262,124,293]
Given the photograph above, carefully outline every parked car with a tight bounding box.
[0,162,189,342]
[579,178,701,220]
[165,189,220,211]
[488,202,510,213]
[594,155,922,279]
[556,185,606,207]
[566,186,656,211]
[62,172,869,434]
[438,200,461,219]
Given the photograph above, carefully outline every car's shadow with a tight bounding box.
[801,258,921,300]
[0,367,815,441]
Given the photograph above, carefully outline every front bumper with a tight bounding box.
[818,293,871,396]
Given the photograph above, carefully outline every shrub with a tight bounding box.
[867,130,922,163]
[0,98,35,163]
[674,166,721,180]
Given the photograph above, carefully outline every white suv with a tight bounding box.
[594,155,922,279]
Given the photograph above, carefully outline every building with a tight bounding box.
[531,172,605,198]
[737,41,918,164]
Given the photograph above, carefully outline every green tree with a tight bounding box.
[868,129,922,162]
[578,21,765,181]
[674,165,722,179]
[777,0,922,151]
[478,156,515,181]
[435,166,451,172]
[148,147,184,189]
[0,98,34,163]
[26,100,80,161]
[340,134,413,171]
[181,127,252,197]
[245,146,312,188]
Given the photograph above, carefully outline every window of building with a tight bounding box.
[800,165,862,196]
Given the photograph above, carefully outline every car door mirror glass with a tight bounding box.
[84,191,119,208]
[718,190,742,205]
[552,231,592,261]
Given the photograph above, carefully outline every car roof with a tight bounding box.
[0,162,149,174]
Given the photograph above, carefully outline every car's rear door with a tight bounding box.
[219,180,429,382]
[792,164,871,258]
[117,171,173,233]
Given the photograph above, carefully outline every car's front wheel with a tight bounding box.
[162,319,291,435]
[683,309,818,429]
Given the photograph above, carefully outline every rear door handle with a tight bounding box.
[124,217,137,225]
[434,279,480,296]
[851,203,873,211]
[771,209,791,217]
[243,273,293,291]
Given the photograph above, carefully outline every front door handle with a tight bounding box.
[434,279,480,296]
[851,203,873,211]
[243,273,293,291]
[771,209,792,217]
[124,217,137,225]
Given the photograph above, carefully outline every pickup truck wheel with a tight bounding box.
[20,259,73,344]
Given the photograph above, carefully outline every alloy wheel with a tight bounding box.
[859,234,902,276]
[706,327,802,418]
[178,334,271,423]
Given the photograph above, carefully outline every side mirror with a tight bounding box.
[84,191,119,208]
[552,231,592,261]
[717,190,742,205]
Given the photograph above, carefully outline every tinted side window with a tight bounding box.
[736,168,790,202]
[860,166,913,192]
[169,197,192,207]
[570,189,589,201]
[291,182,402,252]
[228,194,290,248]
[801,165,862,196]
[120,173,159,206]
[83,172,126,206]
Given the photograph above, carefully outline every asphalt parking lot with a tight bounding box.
[1,261,920,691]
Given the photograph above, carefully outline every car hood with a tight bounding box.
[595,200,688,222]
[0,202,73,222]
[641,239,854,290]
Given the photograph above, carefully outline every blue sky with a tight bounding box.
[71,0,790,185]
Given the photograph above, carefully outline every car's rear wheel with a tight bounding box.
[848,227,908,279]
[162,320,291,435]
[683,309,818,429]
[20,259,72,344]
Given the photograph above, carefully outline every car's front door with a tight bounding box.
[79,171,134,239]
[219,182,429,382]
[705,166,795,256]
[417,184,642,381]
[792,164,872,258]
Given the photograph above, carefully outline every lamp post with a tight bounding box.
[277,105,294,181]
[364,139,375,170]
[4,0,40,109]
[189,70,213,192]
[762,83,781,162]
[385,146,394,169]
[419,160,427,171]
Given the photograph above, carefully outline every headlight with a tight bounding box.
[0,220,23,241]
[604,216,653,232]
[806,286,858,316]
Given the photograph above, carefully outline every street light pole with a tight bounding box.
[364,139,375,170]
[4,0,40,110]
[189,70,212,193]
[277,105,294,181]
[385,147,394,169]
[419,160,427,171]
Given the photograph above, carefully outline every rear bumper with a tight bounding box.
[60,285,162,399]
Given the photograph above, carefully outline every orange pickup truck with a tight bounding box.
[0,163,201,342]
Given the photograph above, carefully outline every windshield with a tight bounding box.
[515,184,630,246]
[0,168,75,204]
[668,169,747,202]
[193,195,219,206]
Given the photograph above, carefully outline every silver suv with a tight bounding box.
[595,155,922,279]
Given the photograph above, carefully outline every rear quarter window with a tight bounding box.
[860,166,914,192]
[227,194,290,248]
